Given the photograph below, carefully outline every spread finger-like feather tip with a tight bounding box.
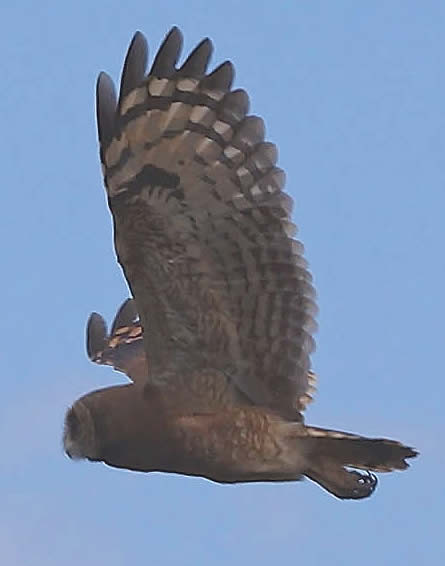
[110,298,139,335]
[178,37,213,78]
[201,60,234,91]
[118,31,149,107]
[150,26,183,77]
[86,312,108,361]
[96,72,117,147]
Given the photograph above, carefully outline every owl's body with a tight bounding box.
[67,385,304,483]
[64,27,416,499]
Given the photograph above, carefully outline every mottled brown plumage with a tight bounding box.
[64,27,417,499]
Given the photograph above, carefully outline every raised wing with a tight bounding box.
[86,299,147,383]
[96,28,317,416]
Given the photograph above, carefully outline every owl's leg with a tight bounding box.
[306,464,377,499]
[294,425,416,499]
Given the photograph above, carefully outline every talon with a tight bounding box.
[352,470,377,496]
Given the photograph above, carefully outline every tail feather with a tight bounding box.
[301,426,417,500]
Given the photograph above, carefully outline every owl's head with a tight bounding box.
[63,400,99,461]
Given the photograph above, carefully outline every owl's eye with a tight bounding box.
[66,409,81,440]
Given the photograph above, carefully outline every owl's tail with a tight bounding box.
[299,426,417,499]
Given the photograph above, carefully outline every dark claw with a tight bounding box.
[352,470,377,498]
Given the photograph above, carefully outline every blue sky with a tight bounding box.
[1,1,443,564]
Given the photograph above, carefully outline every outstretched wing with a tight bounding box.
[86,299,147,383]
[96,28,317,416]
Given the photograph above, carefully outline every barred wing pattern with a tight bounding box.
[86,299,318,410]
[97,29,317,416]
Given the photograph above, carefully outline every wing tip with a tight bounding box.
[96,71,117,148]
[118,31,149,106]
[110,298,139,334]
[86,312,107,360]
[201,60,234,91]
[149,26,184,77]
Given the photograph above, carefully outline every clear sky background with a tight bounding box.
[1,1,443,564]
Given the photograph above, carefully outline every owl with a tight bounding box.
[64,28,416,499]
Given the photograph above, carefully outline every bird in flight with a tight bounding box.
[64,27,417,499]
